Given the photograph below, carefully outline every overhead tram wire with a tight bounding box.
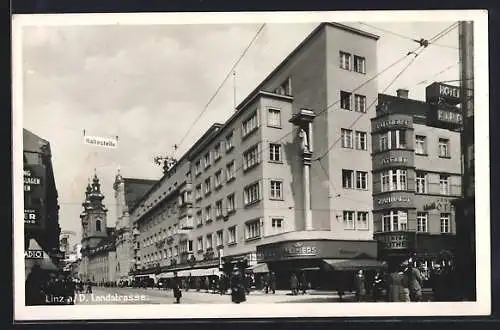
[357,22,459,50]
[175,23,267,152]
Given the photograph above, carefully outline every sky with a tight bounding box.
[20,17,460,249]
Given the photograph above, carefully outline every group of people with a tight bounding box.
[25,264,87,305]
[347,258,458,302]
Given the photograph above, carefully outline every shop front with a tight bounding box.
[255,239,382,290]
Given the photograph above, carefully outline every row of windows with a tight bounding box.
[379,211,451,234]
[193,108,284,177]
[340,91,367,112]
[339,51,367,74]
[141,218,286,264]
[342,170,369,190]
[415,173,452,195]
[378,131,452,159]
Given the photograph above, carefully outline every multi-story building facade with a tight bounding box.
[371,84,462,271]
[113,171,157,283]
[131,22,384,289]
[23,129,63,270]
[79,173,117,283]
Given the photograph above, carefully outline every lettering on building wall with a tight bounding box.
[381,156,408,166]
[439,84,460,99]
[377,195,411,206]
[24,209,40,225]
[423,198,454,212]
[375,119,411,131]
[25,249,44,259]
[24,169,41,192]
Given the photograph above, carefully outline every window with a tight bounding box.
[197,236,203,252]
[440,213,451,233]
[188,240,193,252]
[226,161,235,182]
[228,226,237,244]
[227,194,236,213]
[245,220,261,240]
[196,210,202,226]
[268,109,281,127]
[380,169,407,192]
[354,94,366,112]
[342,169,354,189]
[439,175,450,195]
[439,138,450,158]
[272,218,283,229]
[216,230,223,247]
[467,144,474,169]
[270,180,283,200]
[356,171,368,190]
[243,144,261,171]
[380,132,390,151]
[274,78,292,96]
[381,210,408,232]
[392,130,407,149]
[204,177,212,195]
[225,131,234,152]
[214,143,222,161]
[215,200,223,218]
[343,211,355,230]
[416,172,427,194]
[206,234,213,249]
[204,205,212,223]
[415,135,427,155]
[269,143,282,162]
[354,55,366,74]
[204,152,211,168]
[417,212,428,232]
[242,112,259,137]
[339,51,351,70]
[341,129,353,148]
[340,91,352,110]
[357,212,369,230]
[194,160,201,176]
[214,170,223,188]
[96,220,102,232]
[355,131,367,150]
[244,182,261,205]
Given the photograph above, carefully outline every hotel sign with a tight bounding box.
[437,109,463,125]
[426,82,461,105]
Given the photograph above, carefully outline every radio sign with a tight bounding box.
[25,249,44,259]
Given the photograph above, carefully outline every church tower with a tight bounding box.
[113,168,127,229]
[80,171,108,250]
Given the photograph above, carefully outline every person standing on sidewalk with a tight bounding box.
[407,260,423,302]
[270,272,277,294]
[172,272,182,304]
[371,271,384,302]
[290,273,299,295]
[299,272,308,295]
[262,272,270,294]
[354,270,366,302]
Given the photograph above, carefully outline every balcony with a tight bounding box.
[375,231,416,250]
[179,215,194,230]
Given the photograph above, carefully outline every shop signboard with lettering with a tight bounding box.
[426,82,461,105]
[373,192,414,211]
[373,150,414,170]
[256,240,377,262]
[371,114,413,133]
[436,108,463,125]
[24,165,46,229]
[418,197,455,213]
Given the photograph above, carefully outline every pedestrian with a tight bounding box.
[204,276,210,293]
[407,260,423,302]
[372,271,384,302]
[230,266,246,304]
[262,273,270,294]
[354,270,366,302]
[269,271,277,294]
[399,261,411,302]
[290,273,299,295]
[172,272,182,304]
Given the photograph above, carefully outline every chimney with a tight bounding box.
[396,89,409,99]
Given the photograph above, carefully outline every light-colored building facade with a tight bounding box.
[371,85,462,271]
[113,172,157,283]
[131,23,383,289]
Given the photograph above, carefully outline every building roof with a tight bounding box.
[123,178,158,210]
[23,128,49,153]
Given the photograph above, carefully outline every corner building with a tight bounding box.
[131,22,382,289]
[371,85,462,270]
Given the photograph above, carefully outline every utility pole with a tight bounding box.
[457,20,475,301]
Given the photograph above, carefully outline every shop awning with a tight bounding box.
[323,259,387,271]
[246,263,269,274]
[158,272,174,279]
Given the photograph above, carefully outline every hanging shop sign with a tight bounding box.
[436,108,463,125]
